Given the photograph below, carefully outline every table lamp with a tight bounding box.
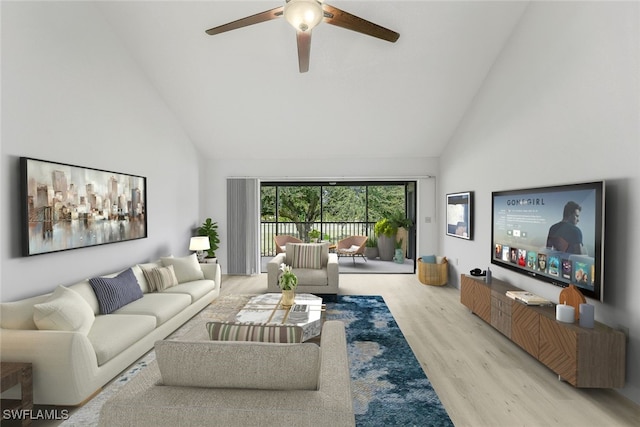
[189,236,210,263]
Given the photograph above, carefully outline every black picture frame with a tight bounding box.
[446,191,473,240]
[20,157,147,256]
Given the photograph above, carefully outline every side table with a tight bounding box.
[1,362,33,426]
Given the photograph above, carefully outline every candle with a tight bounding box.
[579,303,595,328]
[556,304,575,323]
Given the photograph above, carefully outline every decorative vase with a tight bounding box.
[393,248,404,264]
[281,289,295,307]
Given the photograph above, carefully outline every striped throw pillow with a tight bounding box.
[206,321,303,343]
[289,243,322,269]
[142,265,179,292]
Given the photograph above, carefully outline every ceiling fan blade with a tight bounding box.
[322,4,400,43]
[205,6,284,36]
[296,30,312,73]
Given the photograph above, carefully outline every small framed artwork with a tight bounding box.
[446,191,473,240]
[20,157,147,256]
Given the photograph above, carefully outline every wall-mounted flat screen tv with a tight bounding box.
[491,181,605,301]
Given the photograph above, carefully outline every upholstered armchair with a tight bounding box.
[267,243,339,296]
[273,235,303,254]
[336,236,368,265]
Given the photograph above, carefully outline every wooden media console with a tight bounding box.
[460,274,626,388]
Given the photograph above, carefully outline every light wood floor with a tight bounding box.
[222,273,640,427]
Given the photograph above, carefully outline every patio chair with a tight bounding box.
[274,235,303,254]
[336,235,368,265]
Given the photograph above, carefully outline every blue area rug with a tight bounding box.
[326,295,453,427]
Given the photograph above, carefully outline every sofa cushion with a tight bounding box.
[288,243,324,269]
[113,293,191,325]
[294,268,329,286]
[33,286,95,334]
[155,339,320,390]
[68,280,101,314]
[88,314,157,366]
[89,268,144,314]
[161,279,215,303]
[161,254,204,283]
[206,321,303,343]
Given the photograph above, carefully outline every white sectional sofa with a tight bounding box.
[0,255,221,406]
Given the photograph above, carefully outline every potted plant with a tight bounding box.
[374,218,396,261]
[308,229,321,242]
[278,263,298,307]
[364,235,379,260]
[197,218,220,263]
[389,213,413,258]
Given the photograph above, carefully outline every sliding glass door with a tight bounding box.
[260,181,417,270]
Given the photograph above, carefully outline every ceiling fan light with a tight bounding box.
[284,0,323,32]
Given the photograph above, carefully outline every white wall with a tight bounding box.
[440,2,639,404]
[0,2,201,301]
[203,157,439,273]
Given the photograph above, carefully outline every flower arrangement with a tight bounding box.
[278,263,298,290]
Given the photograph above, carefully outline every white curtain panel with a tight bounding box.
[226,178,261,275]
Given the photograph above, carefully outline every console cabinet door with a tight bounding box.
[511,302,539,359]
[460,278,475,311]
[474,284,491,324]
[539,316,578,385]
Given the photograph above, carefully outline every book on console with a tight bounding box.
[505,290,552,306]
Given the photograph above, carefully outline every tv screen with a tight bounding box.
[491,181,605,301]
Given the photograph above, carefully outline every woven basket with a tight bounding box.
[417,258,448,286]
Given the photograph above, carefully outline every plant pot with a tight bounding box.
[204,257,217,264]
[377,235,395,261]
[364,246,379,260]
[281,289,295,307]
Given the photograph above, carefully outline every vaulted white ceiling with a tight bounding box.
[96,1,529,160]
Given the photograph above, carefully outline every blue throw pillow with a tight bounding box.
[421,255,437,264]
[89,268,143,314]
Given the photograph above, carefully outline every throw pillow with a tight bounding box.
[139,261,163,292]
[421,254,437,264]
[160,254,204,283]
[33,286,95,334]
[206,321,303,343]
[89,268,143,314]
[289,243,322,269]
[150,265,179,291]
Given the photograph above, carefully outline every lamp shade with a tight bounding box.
[189,236,210,251]
[284,0,324,32]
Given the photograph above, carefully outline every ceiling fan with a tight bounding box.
[205,0,400,73]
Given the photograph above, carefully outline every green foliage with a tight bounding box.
[365,235,378,247]
[197,218,220,258]
[309,229,321,240]
[395,238,404,249]
[389,212,414,229]
[374,218,396,238]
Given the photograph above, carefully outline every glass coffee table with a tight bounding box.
[235,293,325,341]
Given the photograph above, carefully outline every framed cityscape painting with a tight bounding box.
[446,191,473,240]
[20,157,147,256]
